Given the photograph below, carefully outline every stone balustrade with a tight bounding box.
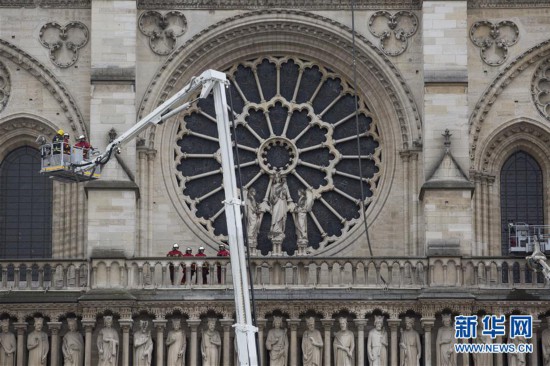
[0,256,543,291]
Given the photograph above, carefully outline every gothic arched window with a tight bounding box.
[0,146,52,258]
[500,151,544,255]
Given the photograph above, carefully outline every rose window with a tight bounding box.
[175,56,382,254]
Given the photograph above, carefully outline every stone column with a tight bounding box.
[321,319,333,366]
[354,319,367,366]
[288,319,300,366]
[81,320,95,366]
[14,322,26,366]
[531,320,541,366]
[388,319,400,366]
[119,320,133,366]
[153,319,167,366]
[188,319,201,366]
[48,321,62,366]
[461,337,470,366]
[421,318,434,366]
[256,319,267,366]
[221,318,234,366]
[495,335,503,365]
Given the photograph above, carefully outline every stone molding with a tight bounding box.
[38,21,89,68]
[0,39,87,136]
[470,20,519,66]
[137,0,422,10]
[0,60,10,113]
[469,38,550,165]
[138,11,187,56]
[368,11,418,57]
[468,0,550,8]
[531,57,550,122]
[0,0,90,8]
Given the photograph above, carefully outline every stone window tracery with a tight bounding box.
[174,56,382,254]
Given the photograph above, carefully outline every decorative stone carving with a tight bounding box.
[542,316,550,366]
[368,11,418,56]
[334,317,355,366]
[0,61,10,113]
[531,57,550,121]
[265,316,288,366]
[245,188,262,251]
[27,317,48,366]
[302,317,323,366]
[138,11,187,55]
[399,317,421,366]
[367,316,387,366]
[134,320,153,366]
[436,314,456,366]
[62,318,83,366]
[269,173,292,246]
[472,318,492,366]
[97,316,119,366]
[38,21,89,68]
[468,0,550,8]
[508,334,527,366]
[166,318,187,366]
[0,319,16,366]
[0,0,90,8]
[469,20,519,66]
[201,318,221,366]
[136,0,422,10]
[293,188,314,253]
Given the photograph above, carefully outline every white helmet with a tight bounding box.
[199,246,205,251]
[78,135,85,140]
[173,243,179,249]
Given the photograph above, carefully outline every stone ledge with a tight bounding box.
[91,67,135,84]
[424,69,468,85]
[84,180,140,199]
[427,239,461,256]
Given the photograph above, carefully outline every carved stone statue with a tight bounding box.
[166,318,187,366]
[368,315,387,366]
[201,318,221,366]
[334,317,354,366]
[302,317,323,366]
[97,316,119,366]
[436,314,456,366]
[542,316,550,366]
[134,320,153,366]
[27,317,48,366]
[508,335,527,366]
[0,319,15,366]
[399,317,420,366]
[245,187,262,249]
[472,318,492,366]
[63,318,84,366]
[266,316,288,366]
[293,188,314,251]
[269,173,291,245]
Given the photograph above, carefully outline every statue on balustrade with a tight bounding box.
[293,188,314,249]
[0,319,15,366]
[134,320,153,366]
[27,316,48,366]
[508,335,527,366]
[334,317,354,366]
[399,317,420,366]
[63,318,83,366]
[166,318,187,366]
[97,315,119,366]
[302,317,323,366]
[542,316,550,366]
[269,173,292,243]
[368,315,387,366]
[266,316,288,366]
[436,314,456,366]
[201,318,221,366]
[472,318,492,366]
[245,188,262,248]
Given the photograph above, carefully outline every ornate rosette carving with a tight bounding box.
[368,11,418,57]
[38,21,89,68]
[173,56,382,254]
[138,11,187,56]
[470,20,519,66]
[531,58,550,121]
[0,61,10,113]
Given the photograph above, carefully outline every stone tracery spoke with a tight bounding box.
[175,56,382,253]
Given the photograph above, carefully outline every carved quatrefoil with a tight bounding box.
[470,20,519,66]
[138,11,187,56]
[368,11,418,56]
[531,58,550,121]
[39,21,89,68]
[0,61,10,113]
